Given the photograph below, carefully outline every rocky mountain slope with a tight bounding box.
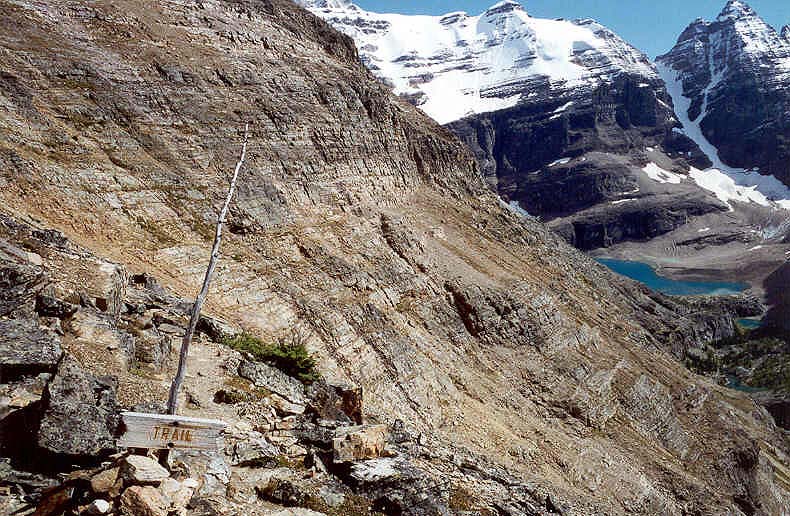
[0,0,789,514]
[657,0,790,190]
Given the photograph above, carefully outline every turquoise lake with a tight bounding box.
[595,258,748,297]
[736,318,763,329]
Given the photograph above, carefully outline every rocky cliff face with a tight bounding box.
[764,261,790,334]
[446,79,725,249]
[657,0,790,189]
[0,0,789,514]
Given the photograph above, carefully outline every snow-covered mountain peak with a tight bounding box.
[659,1,790,88]
[657,1,790,204]
[483,0,526,16]
[301,0,658,123]
[714,1,790,62]
[781,25,790,42]
[717,0,757,21]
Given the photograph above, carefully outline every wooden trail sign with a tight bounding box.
[118,412,227,451]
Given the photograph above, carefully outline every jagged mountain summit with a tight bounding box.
[657,0,790,195]
[298,0,658,123]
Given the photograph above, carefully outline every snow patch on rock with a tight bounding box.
[642,163,682,184]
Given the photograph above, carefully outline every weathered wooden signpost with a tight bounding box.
[114,126,249,459]
[118,412,227,451]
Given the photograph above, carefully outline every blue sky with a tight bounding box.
[353,0,790,58]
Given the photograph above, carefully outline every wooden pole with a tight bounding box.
[166,124,249,415]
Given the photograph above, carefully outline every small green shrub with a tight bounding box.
[222,332,320,384]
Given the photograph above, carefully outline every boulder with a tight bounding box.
[332,424,388,463]
[0,318,62,381]
[230,438,280,468]
[198,455,231,497]
[0,244,47,317]
[305,379,354,425]
[120,485,167,516]
[120,455,170,485]
[170,452,231,499]
[158,477,197,513]
[294,421,336,449]
[133,326,170,367]
[37,354,118,457]
[256,477,310,507]
[348,457,451,516]
[35,294,78,319]
[270,393,307,416]
[85,498,112,515]
[196,314,239,342]
[91,467,121,496]
[238,360,307,406]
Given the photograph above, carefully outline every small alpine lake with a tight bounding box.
[595,258,748,297]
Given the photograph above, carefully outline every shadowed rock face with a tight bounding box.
[37,355,119,458]
[764,262,790,333]
[447,74,723,249]
[449,75,704,192]
[657,0,790,187]
[0,0,788,514]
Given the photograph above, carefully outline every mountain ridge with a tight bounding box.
[297,0,658,124]
[302,0,790,281]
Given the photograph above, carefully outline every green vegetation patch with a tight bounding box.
[304,492,385,516]
[712,330,790,392]
[748,354,790,392]
[222,332,320,384]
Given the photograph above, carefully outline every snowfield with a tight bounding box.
[299,0,656,123]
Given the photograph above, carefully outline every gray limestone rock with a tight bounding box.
[229,438,280,468]
[0,318,62,382]
[133,326,170,368]
[120,455,170,485]
[305,379,353,425]
[238,360,307,406]
[0,245,47,317]
[35,294,79,319]
[37,354,119,457]
[196,315,239,343]
[348,457,451,516]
